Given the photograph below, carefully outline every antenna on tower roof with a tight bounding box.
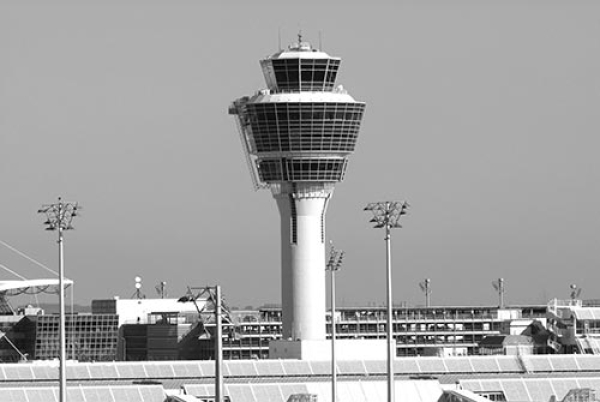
[298,30,303,44]
[278,27,282,51]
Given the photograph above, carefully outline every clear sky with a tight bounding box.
[1,1,599,309]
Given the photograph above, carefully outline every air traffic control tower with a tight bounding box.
[229,38,367,356]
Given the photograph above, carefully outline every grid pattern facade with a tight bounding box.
[246,102,365,153]
[35,314,118,361]
[460,377,600,402]
[267,58,341,91]
[258,158,347,182]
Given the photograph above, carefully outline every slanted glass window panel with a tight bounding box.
[99,363,120,378]
[395,358,420,374]
[111,386,144,401]
[417,358,447,374]
[470,356,500,372]
[363,360,387,375]
[444,357,473,373]
[5,365,34,380]
[66,364,91,379]
[496,356,522,372]
[280,384,309,399]
[138,386,167,402]
[526,355,553,372]
[255,359,285,376]
[226,361,258,377]
[82,387,111,402]
[226,384,257,402]
[525,379,555,402]
[460,380,483,392]
[501,379,530,401]
[337,360,367,375]
[7,389,27,402]
[551,379,580,401]
[309,360,330,375]
[573,355,599,371]
[31,365,53,380]
[281,360,311,375]
[142,363,164,378]
[199,361,216,377]
[253,384,284,402]
[115,362,146,379]
[26,388,56,402]
[171,362,202,378]
[183,384,212,397]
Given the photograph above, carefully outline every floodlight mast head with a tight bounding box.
[38,197,81,233]
[419,278,431,308]
[364,201,409,232]
[492,278,505,308]
[326,241,344,273]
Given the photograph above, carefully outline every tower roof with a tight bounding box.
[267,41,338,61]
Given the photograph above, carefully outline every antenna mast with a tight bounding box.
[419,278,431,308]
[492,278,505,308]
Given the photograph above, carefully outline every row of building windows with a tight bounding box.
[257,158,347,182]
[267,58,341,91]
[248,102,365,123]
[246,103,364,153]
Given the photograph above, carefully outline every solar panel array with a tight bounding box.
[183,380,443,402]
[460,377,600,402]
[0,385,165,402]
[2,355,600,383]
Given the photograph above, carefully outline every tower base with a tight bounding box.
[269,339,387,360]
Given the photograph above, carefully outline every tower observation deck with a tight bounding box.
[229,39,366,342]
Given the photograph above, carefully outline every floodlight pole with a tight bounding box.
[326,242,344,402]
[423,279,431,308]
[215,285,223,402]
[384,223,394,402]
[39,197,80,402]
[58,222,66,401]
[364,201,409,402]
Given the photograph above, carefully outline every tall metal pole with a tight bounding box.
[331,267,337,402]
[39,197,80,402]
[326,243,343,402]
[58,216,66,402]
[364,201,409,402]
[498,278,504,309]
[384,225,394,402]
[215,285,223,402]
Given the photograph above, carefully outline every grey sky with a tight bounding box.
[1,1,599,309]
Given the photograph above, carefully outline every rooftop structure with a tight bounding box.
[4,355,600,401]
[229,38,366,344]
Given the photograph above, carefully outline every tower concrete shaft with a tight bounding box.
[230,39,365,342]
[275,183,331,340]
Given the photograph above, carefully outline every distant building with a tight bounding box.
[547,298,600,354]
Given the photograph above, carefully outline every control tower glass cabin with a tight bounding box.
[229,41,366,341]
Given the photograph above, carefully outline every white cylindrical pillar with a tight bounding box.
[275,184,330,341]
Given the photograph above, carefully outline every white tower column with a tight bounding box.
[275,183,331,341]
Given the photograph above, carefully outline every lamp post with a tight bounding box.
[326,242,344,402]
[492,278,505,308]
[419,278,431,308]
[178,286,224,402]
[38,197,80,402]
[364,201,409,402]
